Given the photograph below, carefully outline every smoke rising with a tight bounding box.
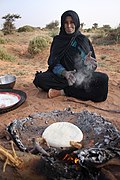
[74,53,97,89]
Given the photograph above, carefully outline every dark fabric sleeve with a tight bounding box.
[48,38,65,76]
[88,39,96,59]
[48,40,54,66]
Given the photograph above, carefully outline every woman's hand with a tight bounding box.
[62,70,76,86]
[84,51,97,71]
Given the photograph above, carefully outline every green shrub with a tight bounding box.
[2,21,16,35]
[18,25,34,32]
[49,28,59,38]
[92,27,120,45]
[0,31,4,37]
[0,37,6,44]
[2,13,21,35]
[45,20,59,30]
[28,36,49,55]
[106,29,120,44]
[0,48,15,61]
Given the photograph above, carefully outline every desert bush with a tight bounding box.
[0,48,15,61]
[0,31,4,37]
[49,28,59,38]
[93,38,115,45]
[85,28,92,33]
[102,25,111,32]
[0,37,6,44]
[91,33,105,39]
[106,28,120,44]
[2,14,21,35]
[28,36,49,55]
[92,26,120,45]
[18,25,35,32]
[45,20,59,30]
[2,21,16,35]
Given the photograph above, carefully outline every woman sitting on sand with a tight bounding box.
[33,10,109,102]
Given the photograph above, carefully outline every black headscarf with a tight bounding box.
[48,10,95,69]
[59,10,80,35]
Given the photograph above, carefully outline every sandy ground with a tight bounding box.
[0,32,120,138]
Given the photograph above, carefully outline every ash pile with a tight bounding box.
[7,109,120,180]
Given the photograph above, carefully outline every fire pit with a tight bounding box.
[6,109,120,179]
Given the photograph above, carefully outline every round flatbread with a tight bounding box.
[42,122,83,148]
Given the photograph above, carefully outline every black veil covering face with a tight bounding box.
[48,10,96,70]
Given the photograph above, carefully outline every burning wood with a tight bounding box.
[70,140,83,149]
[62,153,79,165]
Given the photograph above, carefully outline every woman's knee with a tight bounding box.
[33,71,43,88]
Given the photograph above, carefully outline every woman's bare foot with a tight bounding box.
[48,89,64,98]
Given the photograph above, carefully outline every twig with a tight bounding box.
[0,143,23,172]
[30,138,50,156]
[65,97,120,114]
